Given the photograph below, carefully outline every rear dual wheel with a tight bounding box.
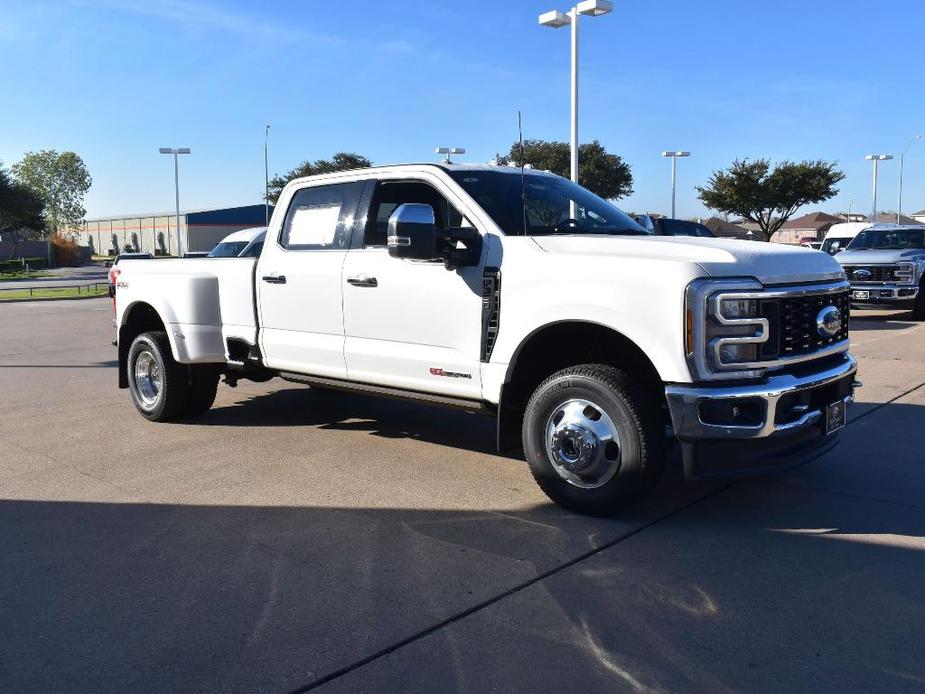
[522,364,666,516]
[127,331,219,422]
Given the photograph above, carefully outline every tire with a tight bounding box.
[913,289,925,322]
[127,331,189,422]
[522,364,666,516]
[184,365,220,418]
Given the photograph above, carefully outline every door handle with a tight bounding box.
[346,275,378,288]
[261,274,287,284]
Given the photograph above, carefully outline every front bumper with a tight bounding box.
[665,354,860,479]
[849,284,918,309]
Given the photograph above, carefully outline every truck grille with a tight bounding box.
[759,289,850,360]
[841,264,899,284]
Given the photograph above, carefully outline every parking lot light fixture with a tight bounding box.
[865,154,893,223]
[898,135,921,224]
[159,147,192,256]
[662,151,691,219]
[539,1,613,188]
[435,147,466,164]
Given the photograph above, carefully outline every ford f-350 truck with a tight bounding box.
[114,164,859,514]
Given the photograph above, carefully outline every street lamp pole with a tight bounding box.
[898,134,921,224]
[662,151,690,218]
[539,0,613,187]
[265,125,271,227]
[159,147,191,256]
[865,154,893,223]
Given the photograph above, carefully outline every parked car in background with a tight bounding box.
[635,215,715,238]
[207,227,267,258]
[238,229,266,257]
[183,251,210,258]
[107,252,153,297]
[113,163,858,515]
[836,224,925,319]
[821,222,869,255]
[799,236,822,250]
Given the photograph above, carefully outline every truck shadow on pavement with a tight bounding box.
[1,471,923,694]
[191,386,502,455]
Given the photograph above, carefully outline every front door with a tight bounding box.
[257,180,363,377]
[342,177,486,399]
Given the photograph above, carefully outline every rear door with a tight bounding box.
[257,180,364,377]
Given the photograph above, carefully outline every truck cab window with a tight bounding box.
[364,181,464,247]
[280,182,362,250]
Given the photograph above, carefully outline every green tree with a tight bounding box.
[267,152,372,203]
[696,159,844,242]
[12,150,92,236]
[0,163,46,257]
[497,139,633,200]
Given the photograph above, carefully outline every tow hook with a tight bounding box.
[224,374,238,388]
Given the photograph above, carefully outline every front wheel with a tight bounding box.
[522,364,666,516]
[913,290,925,321]
[127,331,189,422]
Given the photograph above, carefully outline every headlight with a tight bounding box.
[895,262,915,284]
[686,278,768,381]
[718,298,758,319]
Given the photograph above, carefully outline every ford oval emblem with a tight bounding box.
[817,305,842,338]
[853,268,872,281]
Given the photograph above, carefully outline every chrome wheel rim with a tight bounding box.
[133,350,161,408]
[544,399,621,489]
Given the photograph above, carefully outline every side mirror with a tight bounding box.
[387,204,439,260]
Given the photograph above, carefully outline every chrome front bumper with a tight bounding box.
[849,284,918,308]
[665,354,859,441]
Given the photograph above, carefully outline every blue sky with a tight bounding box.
[2,0,924,220]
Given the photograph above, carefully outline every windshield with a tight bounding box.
[847,228,925,251]
[448,170,647,237]
[208,241,249,257]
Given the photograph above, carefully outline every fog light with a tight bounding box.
[719,298,758,319]
[700,398,764,426]
[719,342,758,364]
[899,288,916,297]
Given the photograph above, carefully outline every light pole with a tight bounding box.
[264,125,271,227]
[898,134,921,224]
[158,147,191,256]
[865,154,893,223]
[662,151,690,219]
[539,0,613,187]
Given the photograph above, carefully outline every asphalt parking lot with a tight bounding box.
[2,298,924,693]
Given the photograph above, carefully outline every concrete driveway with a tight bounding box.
[1,299,923,693]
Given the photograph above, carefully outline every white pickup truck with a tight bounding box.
[114,163,859,514]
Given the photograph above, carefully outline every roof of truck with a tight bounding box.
[284,162,563,189]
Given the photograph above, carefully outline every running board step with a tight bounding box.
[279,372,490,413]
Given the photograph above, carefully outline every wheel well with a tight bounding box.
[497,322,666,452]
[118,303,167,388]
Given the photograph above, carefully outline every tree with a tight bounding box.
[267,152,372,203]
[696,159,844,242]
[496,139,633,200]
[12,150,92,237]
[0,163,46,257]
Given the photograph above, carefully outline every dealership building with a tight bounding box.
[77,204,269,256]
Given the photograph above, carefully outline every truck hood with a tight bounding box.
[531,235,845,285]
[836,249,925,265]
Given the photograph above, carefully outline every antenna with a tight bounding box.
[519,111,527,237]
